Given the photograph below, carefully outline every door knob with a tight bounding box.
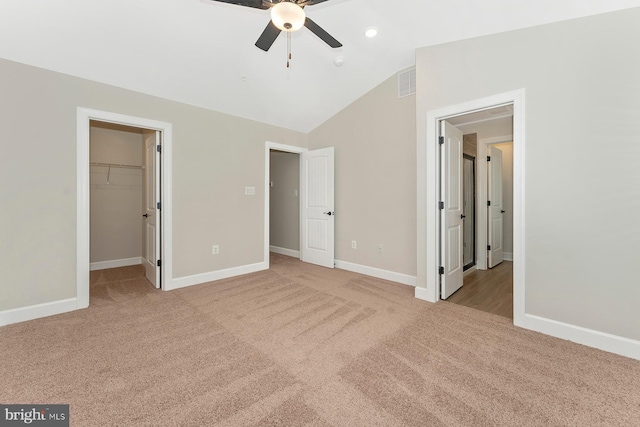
[501,210,505,213]
[323,211,334,216]
[142,214,149,218]
[461,214,466,219]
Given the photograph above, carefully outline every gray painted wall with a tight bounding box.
[309,70,417,275]
[269,151,300,252]
[417,8,640,340]
[0,57,306,312]
[89,123,144,264]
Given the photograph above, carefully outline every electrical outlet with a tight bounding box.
[245,186,255,195]
[351,240,357,249]
[212,245,219,255]
[377,244,383,253]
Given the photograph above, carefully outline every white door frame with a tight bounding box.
[416,89,525,327]
[476,136,513,270]
[77,108,173,308]
[264,141,307,267]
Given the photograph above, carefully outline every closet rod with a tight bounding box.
[90,162,144,170]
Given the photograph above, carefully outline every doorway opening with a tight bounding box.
[268,148,302,259]
[418,89,525,326]
[89,121,160,295]
[264,142,335,269]
[440,108,514,318]
[462,153,476,272]
[77,108,173,309]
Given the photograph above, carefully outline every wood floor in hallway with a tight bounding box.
[447,261,513,319]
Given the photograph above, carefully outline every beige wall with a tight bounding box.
[417,8,640,340]
[269,150,299,251]
[309,71,417,276]
[89,123,144,263]
[0,57,306,312]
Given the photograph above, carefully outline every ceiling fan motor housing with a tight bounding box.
[271,1,306,32]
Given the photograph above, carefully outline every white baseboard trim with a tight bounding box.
[334,260,417,287]
[503,252,513,261]
[524,314,640,361]
[0,298,78,326]
[269,246,300,258]
[90,257,142,271]
[414,286,434,302]
[167,261,268,291]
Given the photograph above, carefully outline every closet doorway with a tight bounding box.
[89,122,161,289]
[77,108,173,308]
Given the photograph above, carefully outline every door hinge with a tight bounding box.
[487,200,491,206]
[157,202,161,210]
[157,259,162,267]
[439,266,444,275]
[487,245,491,251]
[439,201,444,210]
[487,155,491,161]
[157,145,162,153]
[439,136,444,145]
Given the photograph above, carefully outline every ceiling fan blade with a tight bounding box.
[209,0,270,10]
[299,0,331,6]
[304,17,342,48]
[255,21,281,51]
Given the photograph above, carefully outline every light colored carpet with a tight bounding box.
[1,254,639,426]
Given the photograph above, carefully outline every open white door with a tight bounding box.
[440,121,464,299]
[144,131,161,288]
[488,145,504,268]
[300,147,334,268]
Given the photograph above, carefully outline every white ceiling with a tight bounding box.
[1,0,639,133]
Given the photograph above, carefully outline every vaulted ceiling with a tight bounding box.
[1,0,639,132]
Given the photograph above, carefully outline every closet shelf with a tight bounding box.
[90,162,144,170]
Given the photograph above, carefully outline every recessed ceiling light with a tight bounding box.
[364,27,378,38]
[333,56,344,67]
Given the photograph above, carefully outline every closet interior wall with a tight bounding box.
[89,121,144,268]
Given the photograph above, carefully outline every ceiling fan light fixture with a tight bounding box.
[271,2,306,32]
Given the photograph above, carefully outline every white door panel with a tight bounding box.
[301,147,334,268]
[440,121,464,299]
[144,131,161,288]
[488,145,504,268]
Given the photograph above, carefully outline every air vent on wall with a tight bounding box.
[398,67,416,98]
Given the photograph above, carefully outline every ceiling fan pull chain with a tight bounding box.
[286,31,291,68]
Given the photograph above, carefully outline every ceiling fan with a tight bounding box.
[211,0,342,52]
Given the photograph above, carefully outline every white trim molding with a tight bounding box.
[335,260,417,287]
[524,314,640,361]
[269,246,300,258]
[90,257,142,271]
[503,252,513,261]
[168,262,268,291]
[77,108,173,306]
[0,298,77,326]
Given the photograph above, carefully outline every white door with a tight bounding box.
[488,145,504,268]
[440,121,464,299]
[300,147,334,268]
[144,131,161,288]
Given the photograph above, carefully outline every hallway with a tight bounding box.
[447,261,513,319]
